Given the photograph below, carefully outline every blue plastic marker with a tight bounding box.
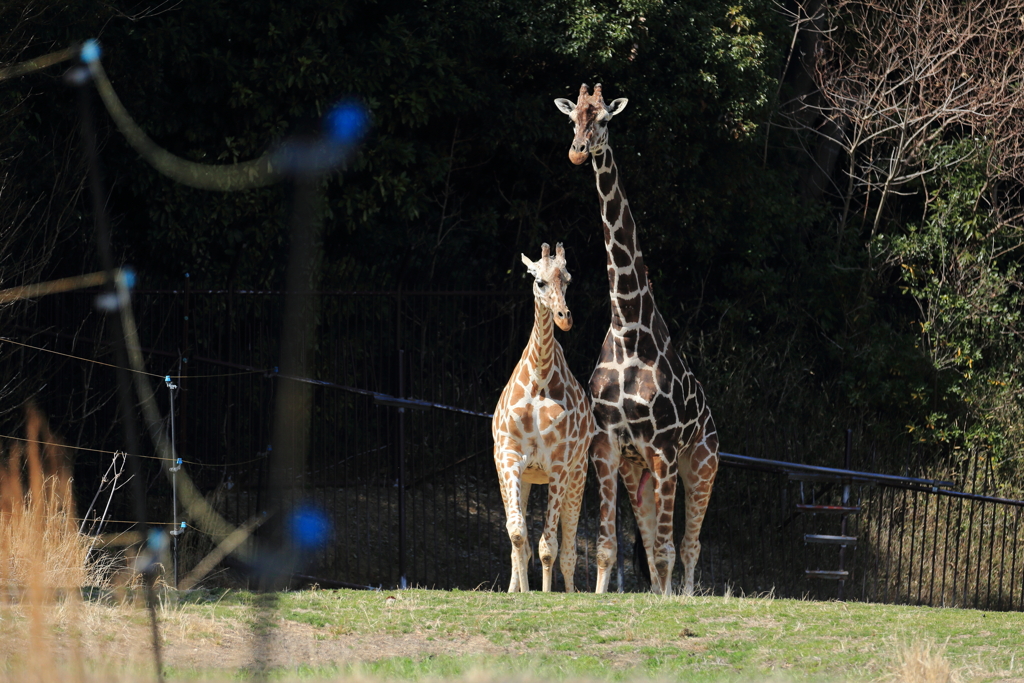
[80,39,101,64]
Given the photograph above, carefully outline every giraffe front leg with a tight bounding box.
[590,431,619,593]
[509,481,533,593]
[679,428,719,596]
[495,443,530,593]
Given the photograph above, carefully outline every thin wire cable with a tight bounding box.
[0,432,268,468]
[75,519,183,526]
[1,336,164,377]
[0,336,262,379]
[114,271,260,562]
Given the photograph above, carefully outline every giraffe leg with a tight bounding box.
[538,462,565,592]
[557,444,588,593]
[647,448,679,596]
[620,460,658,593]
[495,443,530,593]
[679,427,719,596]
[590,431,619,593]
[509,481,532,593]
[494,445,519,593]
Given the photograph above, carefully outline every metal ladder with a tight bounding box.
[793,430,859,598]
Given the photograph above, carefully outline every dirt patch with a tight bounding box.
[161,618,512,672]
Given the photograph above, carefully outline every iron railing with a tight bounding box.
[7,288,1024,608]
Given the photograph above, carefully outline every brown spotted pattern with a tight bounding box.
[492,243,595,593]
[555,84,719,596]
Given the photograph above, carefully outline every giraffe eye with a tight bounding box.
[536,279,546,288]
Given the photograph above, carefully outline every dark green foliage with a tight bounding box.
[6,0,1023,488]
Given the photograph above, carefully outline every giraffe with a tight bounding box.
[554,83,719,596]
[492,243,595,593]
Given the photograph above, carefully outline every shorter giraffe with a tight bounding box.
[493,243,594,592]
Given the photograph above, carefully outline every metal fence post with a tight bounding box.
[838,428,852,600]
[181,273,190,466]
[398,348,407,589]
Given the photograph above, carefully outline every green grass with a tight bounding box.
[147,588,1024,681]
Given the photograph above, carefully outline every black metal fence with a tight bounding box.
[7,287,1024,609]
[700,452,1024,610]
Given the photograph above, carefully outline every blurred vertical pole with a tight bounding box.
[265,175,319,579]
[255,176,320,681]
[72,59,164,683]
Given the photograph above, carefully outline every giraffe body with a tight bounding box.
[555,84,719,596]
[492,243,594,593]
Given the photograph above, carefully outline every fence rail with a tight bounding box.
[6,288,1024,609]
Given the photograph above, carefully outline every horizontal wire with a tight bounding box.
[1,336,262,379]
[2,336,164,378]
[75,519,181,527]
[0,433,268,469]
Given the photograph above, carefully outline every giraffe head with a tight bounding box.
[554,83,629,165]
[521,243,574,331]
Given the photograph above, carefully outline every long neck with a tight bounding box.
[525,297,556,383]
[592,144,653,330]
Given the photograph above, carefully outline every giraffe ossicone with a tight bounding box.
[555,83,720,596]
[492,242,595,593]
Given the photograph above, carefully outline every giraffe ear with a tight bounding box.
[521,253,537,275]
[554,98,575,116]
[607,98,629,117]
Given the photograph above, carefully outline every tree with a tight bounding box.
[791,0,1024,487]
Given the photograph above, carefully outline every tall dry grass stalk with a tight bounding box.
[0,405,88,682]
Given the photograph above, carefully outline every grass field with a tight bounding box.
[3,587,1023,682]
[1,418,1020,683]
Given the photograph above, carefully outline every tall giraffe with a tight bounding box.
[555,83,719,596]
[492,243,594,593]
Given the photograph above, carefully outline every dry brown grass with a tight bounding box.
[0,405,91,682]
[888,641,961,683]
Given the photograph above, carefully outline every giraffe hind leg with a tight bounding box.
[621,459,661,594]
[679,429,719,596]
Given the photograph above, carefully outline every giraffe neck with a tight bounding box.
[592,144,654,331]
[525,297,557,385]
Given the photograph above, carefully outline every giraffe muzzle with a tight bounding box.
[569,141,589,165]
[555,309,573,331]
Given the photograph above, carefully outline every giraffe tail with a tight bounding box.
[632,522,651,590]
